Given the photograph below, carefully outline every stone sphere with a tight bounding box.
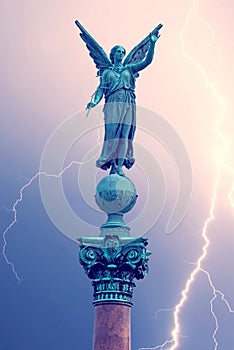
[95,174,137,214]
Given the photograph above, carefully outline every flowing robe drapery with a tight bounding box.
[96,66,137,170]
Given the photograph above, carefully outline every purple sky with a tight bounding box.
[1,1,234,349]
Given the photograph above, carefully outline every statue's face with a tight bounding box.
[113,46,125,63]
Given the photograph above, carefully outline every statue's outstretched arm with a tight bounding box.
[123,23,163,75]
[129,34,160,74]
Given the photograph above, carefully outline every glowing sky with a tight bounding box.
[1,1,234,349]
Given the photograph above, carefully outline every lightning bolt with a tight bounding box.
[154,307,174,321]
[2,108,102,283]
[1,159,94,283]
[2,172,41,283]
[140,1,234,349]
[195,13,222,63]
[167,1,233,349]
[169,173,218,350]
[200,267,234,349]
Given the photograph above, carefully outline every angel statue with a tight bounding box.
[75,20,163,176]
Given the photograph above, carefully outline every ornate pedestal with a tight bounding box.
[78,175,151,350]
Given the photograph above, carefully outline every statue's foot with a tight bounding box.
[117,167,125,177]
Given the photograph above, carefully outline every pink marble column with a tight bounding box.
[93,303,131,350]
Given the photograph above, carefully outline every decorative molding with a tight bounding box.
[79,235,151,306]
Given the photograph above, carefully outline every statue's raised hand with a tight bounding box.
[86,101,97,110]
[150,32,160,43]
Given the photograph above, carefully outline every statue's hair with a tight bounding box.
[110,45,126,64]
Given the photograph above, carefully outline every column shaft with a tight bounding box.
[93,303,131,350]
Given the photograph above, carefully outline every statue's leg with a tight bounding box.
[110,159,118,175]
[117,158,125,176]
[116,124,131,176]
[100,121,119,173]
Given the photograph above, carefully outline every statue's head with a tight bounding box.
[110,45,126,64]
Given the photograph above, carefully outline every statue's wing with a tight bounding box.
[75,20,112,76]
[123,23,163,66]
